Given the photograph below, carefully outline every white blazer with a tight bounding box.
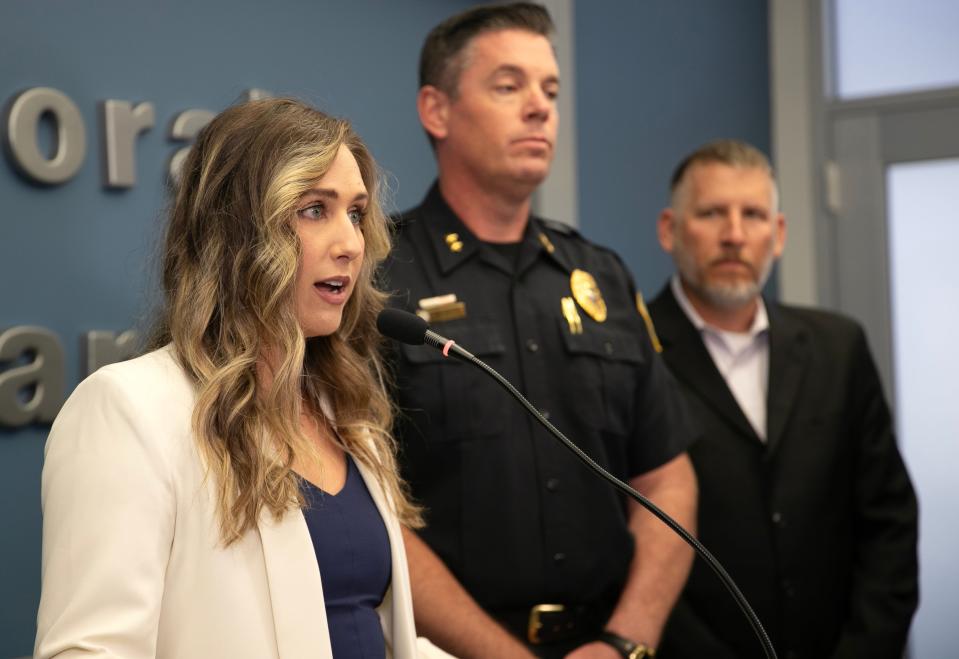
[36,346,447,659]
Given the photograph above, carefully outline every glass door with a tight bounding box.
[821,2,959,655]
[885,158,959,659]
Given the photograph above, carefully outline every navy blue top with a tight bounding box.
[301,456,392,659]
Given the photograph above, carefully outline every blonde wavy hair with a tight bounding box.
[149,98,421,544]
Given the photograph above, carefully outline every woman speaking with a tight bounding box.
[35,99,437,659]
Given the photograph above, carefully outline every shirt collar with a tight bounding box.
[418,182,569,276]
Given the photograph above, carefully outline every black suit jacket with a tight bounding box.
[649,284,918,659]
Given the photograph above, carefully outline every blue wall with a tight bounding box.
[0,1,770,656]
[575,0,770,295]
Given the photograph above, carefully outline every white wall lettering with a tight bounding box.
[0,326,65,426]
[84,330,139,376]
[5,87,86,185]
[101,100,155,188]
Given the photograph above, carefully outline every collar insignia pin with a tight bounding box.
[444,232,463,253]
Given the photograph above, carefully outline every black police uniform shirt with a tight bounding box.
[383,184,693,611]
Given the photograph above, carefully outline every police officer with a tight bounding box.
[384,4,698,658]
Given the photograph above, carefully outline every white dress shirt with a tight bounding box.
[671,275,770,441]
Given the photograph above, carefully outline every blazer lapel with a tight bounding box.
[650,285,762,444]
[353,458,418,659]
[765,305,809,455]
[257,506,333,658]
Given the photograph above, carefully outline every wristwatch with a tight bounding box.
[597,630,655,659]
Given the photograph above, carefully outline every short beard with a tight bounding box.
[674,244,775,311]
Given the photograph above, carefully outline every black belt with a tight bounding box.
[495,602,610,645]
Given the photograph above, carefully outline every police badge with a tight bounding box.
[569,269,607,323]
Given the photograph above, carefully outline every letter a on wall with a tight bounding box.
[0,326,65,427]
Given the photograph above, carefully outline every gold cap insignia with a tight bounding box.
[570,269,607,323]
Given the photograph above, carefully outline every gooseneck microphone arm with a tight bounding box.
[377,308,777,659]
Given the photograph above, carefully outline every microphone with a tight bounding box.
[378,307,778,659]
[376,307,474,359]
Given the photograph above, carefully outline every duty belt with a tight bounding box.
[496,603,608,645]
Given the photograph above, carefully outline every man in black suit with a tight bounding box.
[648,140,919,659]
